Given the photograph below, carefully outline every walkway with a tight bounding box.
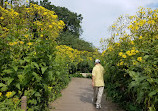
[50,78,124,111]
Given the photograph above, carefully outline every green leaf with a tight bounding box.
[19,59,25,65]
[3,69,13,74]
[2,77,14,85]
[32,72,41,81]
[149,89,158,97]
[35,92,41,97]
[12,66,18,72]
[0,83,6,87]
[18,75,24,82]
[41,67,48,74]
[7,78,14,85]
[31,62,39,69]
[143,55,149,60]
[1,86,8,91]
[24,57,31,62]
[16,83,20,90]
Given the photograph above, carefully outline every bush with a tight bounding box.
[0,3,69,110]
[101,8,158,111]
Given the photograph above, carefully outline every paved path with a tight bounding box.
[50,78,124,111]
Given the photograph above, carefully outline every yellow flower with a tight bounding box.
[14,42,18,45]
[112,25,116,28]
[126,51,132,56]
[133,61,138,65]
[13,98,19,103]
[119,52,123,56]
[137,57,142,62]
[27,42,32,46]
[122,55,127,58]
[19,41,24,44]
[6,92,12,98]
[48,87,52,90]
[0,17,4,20]
[135,50,139,53]
[128,25,133,29]
[9,42,14,46]
[43,12,48,15]
[108,47,113,51]
[115,43,120,46]
[139,36,143,39]
[0,92,2,96]
[49,25,52,28]
[120,61,124,65]
[24,34,29,38]
[130,41,134,45]
[40,34,44,37]
[117,63,120,66]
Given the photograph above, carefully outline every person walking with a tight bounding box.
[92,59,105,109]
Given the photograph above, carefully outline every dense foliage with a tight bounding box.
[56,45,100,74]
[0,3,69,110]
[30,0,95,52]
[101,8,158,111]
[0,1,100,110]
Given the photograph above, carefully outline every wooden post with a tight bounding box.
[21,96,27,111]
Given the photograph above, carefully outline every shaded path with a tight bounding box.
[50,78,124,111]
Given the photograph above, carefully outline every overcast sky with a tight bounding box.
[49,0,158,49]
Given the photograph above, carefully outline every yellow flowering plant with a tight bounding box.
[101,7,158,111]
[0,3,68,110]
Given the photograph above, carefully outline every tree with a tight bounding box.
[30,0,95,52]
[39,0,83,37]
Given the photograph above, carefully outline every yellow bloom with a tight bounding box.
[49,25,52,28]
[24,34,29,38]
[40,34,44,37]
[0,92,2,96]
[122,55,127,58]
[9,42,14,46]
[128,25,133,29]
[13,98,19,104]
[19,41,24,44]
[137,57,142,62]
[139,36,143,39]
[120,61,124,65]
[108,47,113,51]
[115,43,120,46]
[27,42,32,46]
[126,51,132,56]
[14,42,18,45]
[135,50,139,53]
[133,61,138,65]
[112,25,116,28]
[130,41,134,45]
[119,52,123,56]
[6,92,12,98]
[43,12,48,15]
[48,87,52,90]
[117,63,120,66]
[0,17,4,20]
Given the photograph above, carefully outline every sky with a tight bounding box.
[48,0,158,49]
